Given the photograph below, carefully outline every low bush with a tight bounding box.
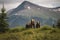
[40,26,53,30]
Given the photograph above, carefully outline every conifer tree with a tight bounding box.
[0,4,9,33]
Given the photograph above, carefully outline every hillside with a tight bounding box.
[0,26,60,40]
[7,1,60,27]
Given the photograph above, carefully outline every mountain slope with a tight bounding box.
[7,1,60,27]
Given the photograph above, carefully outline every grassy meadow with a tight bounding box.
[0,26,60,40]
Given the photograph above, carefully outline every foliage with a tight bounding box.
[9,27,26,33]
[0,26,60,40]
[0,7,9,33]
[40,25,53,30]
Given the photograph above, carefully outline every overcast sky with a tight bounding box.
[0,0,60,12]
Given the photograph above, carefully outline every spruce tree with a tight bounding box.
[0,4,9,33]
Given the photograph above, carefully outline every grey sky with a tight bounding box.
[0,0,24,4]
[0,0,60,12]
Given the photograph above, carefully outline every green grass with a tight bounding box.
[0,26,60,40]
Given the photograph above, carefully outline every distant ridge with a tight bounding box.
[8,1,49,16]
[16,1,48,9]
[7,1,60,27]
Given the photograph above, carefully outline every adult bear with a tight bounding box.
[26,19,35,28]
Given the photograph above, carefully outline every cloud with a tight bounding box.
[0,0,24,4]
[26,0,60,8]
[0,0,60,12]
[0,0,24,12]
[0,0,60,4]
[0,3,21,13]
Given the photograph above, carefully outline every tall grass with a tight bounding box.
[0,26,60,40]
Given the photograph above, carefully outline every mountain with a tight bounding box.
[49,7,60,12]
[7,1,60,27]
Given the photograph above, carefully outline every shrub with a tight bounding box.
[40,26,53,30]
[50,29,57,33]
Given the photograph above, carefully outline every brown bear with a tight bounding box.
[36,21,40,28]
[26,19,35,28]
